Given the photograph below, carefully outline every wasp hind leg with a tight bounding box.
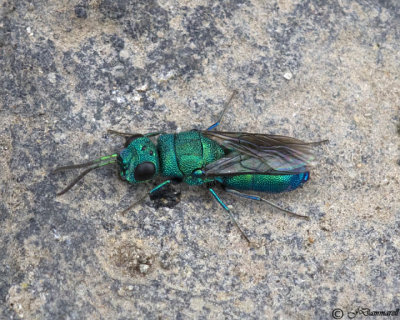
[206,90,238,131]
[208,187,252,244]
[223,188,310,220]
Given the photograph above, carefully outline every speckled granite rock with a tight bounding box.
[1,0,400,319]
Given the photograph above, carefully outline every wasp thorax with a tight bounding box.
[118,137,160,184]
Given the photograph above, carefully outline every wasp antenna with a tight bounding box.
[53,154,117,173]
[56,167,97,195]
[56,160,116,196]
[53,161,98,173]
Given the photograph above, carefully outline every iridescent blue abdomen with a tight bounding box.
[219,172,309,193]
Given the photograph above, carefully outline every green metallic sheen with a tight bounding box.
[118,137,160,184]
[119,130,309,192]
[157,131,225,185]
[218,172,309,193]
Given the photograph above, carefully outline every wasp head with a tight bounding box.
[118,136,160,184]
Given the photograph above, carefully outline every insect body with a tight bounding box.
[54,92,326,242]
[118,130,311,193]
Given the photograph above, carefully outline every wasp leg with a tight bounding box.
[121,193,148,215]
[150,180,172,194]
[206,90,238,131]
[107,129,141,137]
[223,188,310,220]
[208,188,251,243]
[108,130,164,147]
[121,180,172,215]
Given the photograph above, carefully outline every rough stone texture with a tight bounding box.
[1,0,400,319]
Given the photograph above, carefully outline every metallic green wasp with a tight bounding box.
[54,92,326,242]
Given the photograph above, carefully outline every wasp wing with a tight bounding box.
[201,131,325,176]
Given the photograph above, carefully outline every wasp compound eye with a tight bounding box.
[134,162,156,181]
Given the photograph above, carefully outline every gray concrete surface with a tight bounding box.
[1,0,400,319]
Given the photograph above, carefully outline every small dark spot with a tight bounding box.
[111,35,125,51]
[141,146,147,151]
[102,221,114,232]
[160,252,173,270]
[397,159,400,166]
[171,177,183,184]
[149,150,153,156]
[0,29,5,47]
[167,121,178,130]
[74,5,88,19]
[99,0,126,20]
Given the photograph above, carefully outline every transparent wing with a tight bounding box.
[201,130,326,176]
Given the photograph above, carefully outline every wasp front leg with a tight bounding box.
[121,180,176,214]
